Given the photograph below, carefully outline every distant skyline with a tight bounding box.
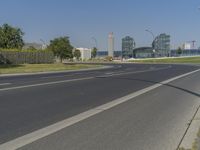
[0,0,200,50]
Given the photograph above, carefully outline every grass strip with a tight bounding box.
[0,63,102,74]
[130,56,200,64]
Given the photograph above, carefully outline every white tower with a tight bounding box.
[108,32,114,57]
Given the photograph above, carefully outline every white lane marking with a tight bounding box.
[41,72,93,79]
[112,71,126,74]
[0,77,94,92]
[110,66,172,76]
[1,68,200,150]
[0,66,170,91]
[0,83,11,86]
[96,66,171,78]
[41,75,72,79]
[73,72,83,75]
[105,72,114,75]
[40,71,94,79]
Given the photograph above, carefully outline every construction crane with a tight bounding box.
[187,40,197,49]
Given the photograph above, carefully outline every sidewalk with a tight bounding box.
[179,105,200,149]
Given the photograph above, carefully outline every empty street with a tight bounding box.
[0,64,199,150]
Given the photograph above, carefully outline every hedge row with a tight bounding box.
[0,50,54,64]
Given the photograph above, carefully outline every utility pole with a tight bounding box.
[40,39,46,50]
[91,37,98,49]
[145,29,156,57]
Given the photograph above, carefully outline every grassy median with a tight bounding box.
[0,63,102,74]
[130,56,200,64]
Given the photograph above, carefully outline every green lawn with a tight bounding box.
[130,56,200,64]
[0,63,102,74]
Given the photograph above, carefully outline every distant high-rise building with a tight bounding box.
[122,36,135,58]
[153,33,170,57]
[108,32,114,57]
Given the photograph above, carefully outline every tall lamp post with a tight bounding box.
[40,39,46,50]
[132,40,136,58]
[145,29,156,57]
[91,37,98,49]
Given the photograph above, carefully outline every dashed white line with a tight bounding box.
[0,66,171,92]
[0,83,11,86]
[96,66,172,78]
[105,72,114,75]
[41,75,71,79]
[0,77,94,92]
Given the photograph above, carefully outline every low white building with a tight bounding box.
[76,48,92,61]
[183,43,191,50]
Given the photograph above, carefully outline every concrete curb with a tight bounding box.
[127,62,200,66]
[0,65,113,77]
[179,105,200,149]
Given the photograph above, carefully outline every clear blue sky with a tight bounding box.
[0,0,199,50]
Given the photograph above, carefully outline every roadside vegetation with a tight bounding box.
[130,56,200,64]
[0,24,24,49]
[0,23,102,74]
[0,63,102,74]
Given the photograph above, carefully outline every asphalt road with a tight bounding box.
[0,63,200,150]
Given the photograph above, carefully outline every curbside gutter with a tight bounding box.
[0,65,113,77]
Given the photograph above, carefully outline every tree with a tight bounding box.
[177,47,182,55]
[48,36,73,62]
[73,49,81,60]
[91,47,97,58]
[0,24,24,49]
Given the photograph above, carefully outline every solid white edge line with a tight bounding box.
[0,68,199,150]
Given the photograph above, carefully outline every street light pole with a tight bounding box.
[40,39,46,50]
[91,37,98,49]
[145,29,156,57]
[145,29,155,40]
[132,40,136,58]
